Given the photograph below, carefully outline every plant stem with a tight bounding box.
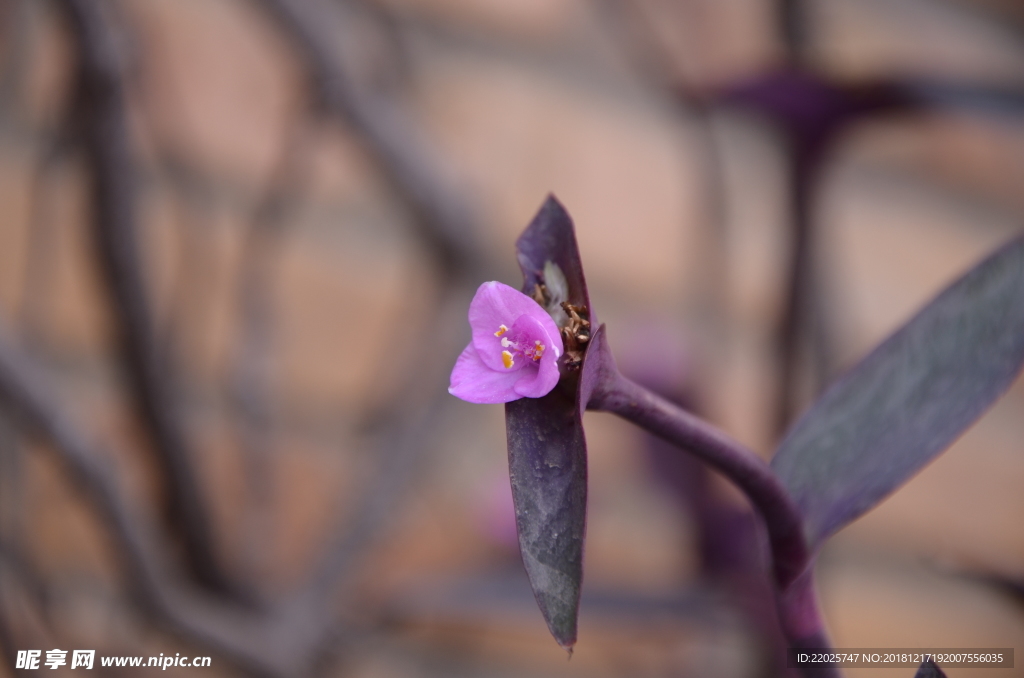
[585,332,838,675]
[778,568,841,678]
[588,366,808,587]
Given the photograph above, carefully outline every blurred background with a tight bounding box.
[0,0,1023,676]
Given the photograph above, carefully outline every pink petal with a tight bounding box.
[469,282,559,371]
[451,281,565,403]
[448,343,523,404]
[512,343,561,400]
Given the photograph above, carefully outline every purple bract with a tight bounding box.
[449,281,563,404]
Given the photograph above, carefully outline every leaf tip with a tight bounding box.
[915,657,948,678]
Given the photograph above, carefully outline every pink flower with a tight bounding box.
[449,281,563,403]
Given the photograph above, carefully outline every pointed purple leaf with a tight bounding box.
[772,235,1024,547]
[505,387,586,649]
[505,196,593,649]
[914,658,948,678]
[514,196,594,326]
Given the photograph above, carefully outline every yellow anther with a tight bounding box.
[533,343,545,361]
[502,350,515,369]
[494,324,509,337]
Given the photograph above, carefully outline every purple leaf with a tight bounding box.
[505,196,594,649]
[914,658,948,678]
[771,235,1024,547]
[722,70,911,159]
[514,196,594,327]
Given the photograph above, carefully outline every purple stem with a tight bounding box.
[589,367,808,586]
[778,569,840,678]
[586,344,838,675]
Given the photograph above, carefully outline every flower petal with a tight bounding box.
[470,281,559,371]
[449,343,523,404]
[509,321,561,401]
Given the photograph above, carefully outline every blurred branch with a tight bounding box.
[931,0,1024,44]
[329,0,414,94]
[156,161,221,377]
[0,538,49,624]
[0,137,65,572]
[594,0,682,86]
[135,0,489,667]
[0,418,24,575]
[932,557,1024,614]
[0,320,327,677]
[123,1,482,664]
[231,118,317,582]
[54,0,231,594]
[778,0,807,67]
[594,0,732,394]
[775,149,815,433]
[0,605,15,678]
[988,575,1024,610]
[206,284,473,677]
[238,0,503,646]
[19,126,74,344]
[301,288,467,605]
[124,13,242,371]
[900,80,1024,118]
[249,0,488,280]
[0,0,32,114]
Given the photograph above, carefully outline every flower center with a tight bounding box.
[497,326,546,369]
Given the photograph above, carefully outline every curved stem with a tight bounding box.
[778,569,840,678]
[588,366,808,587]
[584,329,837,674]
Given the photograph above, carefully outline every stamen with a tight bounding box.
[494,324,509,337]
[502,350,515,369]
[501,337,512,348]
[532,341,545,361]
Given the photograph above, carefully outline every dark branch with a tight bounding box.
[778,0,807,67]
[19,126,74,343]
[775,148,817,434]
[55,0,230,594]
[594,0,733,362]
[0,320,334,677]
[231,119,315,581]
[249,0,488,280]
[289,287,469,632]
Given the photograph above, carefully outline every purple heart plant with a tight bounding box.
[450,196,1024,677]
